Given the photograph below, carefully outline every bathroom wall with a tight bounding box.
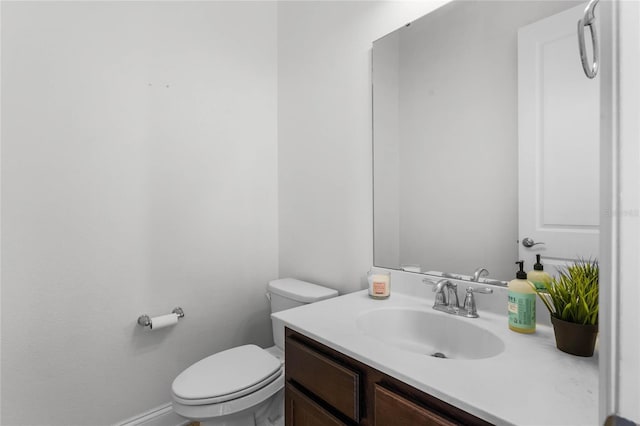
[277,0,448,294]
[1,2,277,424]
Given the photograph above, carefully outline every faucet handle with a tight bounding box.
[467,287,493,295]
[422,277,441,287]
[462,287,493,318]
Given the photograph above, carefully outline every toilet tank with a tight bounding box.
[268,278,338,350]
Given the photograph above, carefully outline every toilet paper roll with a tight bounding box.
[150,313,179,330]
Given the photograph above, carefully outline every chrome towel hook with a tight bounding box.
[578,0,600,79]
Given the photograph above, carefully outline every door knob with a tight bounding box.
[522,237,545,248]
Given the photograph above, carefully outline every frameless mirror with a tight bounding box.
[372,0,599,284]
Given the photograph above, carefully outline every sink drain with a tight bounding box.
[430,352,447,359]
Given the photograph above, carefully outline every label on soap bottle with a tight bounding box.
[530,280,547,292]
[508,291,536,332]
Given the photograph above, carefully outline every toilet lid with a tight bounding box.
[172,345,281,403]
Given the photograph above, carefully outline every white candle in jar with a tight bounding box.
[369,273,390,299]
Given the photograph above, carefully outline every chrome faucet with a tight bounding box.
[471,267,489,282]
[432,279,449,307]
[423,278,493,318]
[431,279,459,314]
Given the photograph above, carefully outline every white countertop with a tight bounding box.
[272,277,598,426]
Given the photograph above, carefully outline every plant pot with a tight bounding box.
[550,316,598,357]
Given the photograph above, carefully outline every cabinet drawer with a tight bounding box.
[285,383,348,426]
[286,337,360,422]
[374,384,456,426]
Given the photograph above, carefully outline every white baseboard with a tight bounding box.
[115,402,191,426]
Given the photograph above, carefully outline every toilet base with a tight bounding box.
[198,412,253,426]
[180,388,284,426]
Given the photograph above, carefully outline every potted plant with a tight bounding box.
[532,258,599,357]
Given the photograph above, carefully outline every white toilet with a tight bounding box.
[171,278,338,426]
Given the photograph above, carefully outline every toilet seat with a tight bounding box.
[172,344,282,406]
[172,372,284,422]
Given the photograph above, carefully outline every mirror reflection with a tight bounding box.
[372,0,599,283]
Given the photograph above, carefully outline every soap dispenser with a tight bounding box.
[528,254,552,292]
[508,261,536,334]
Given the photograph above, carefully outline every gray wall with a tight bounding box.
[277,0,445,293]
[1,2,278,424]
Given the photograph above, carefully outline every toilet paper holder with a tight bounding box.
[137,307,185,328]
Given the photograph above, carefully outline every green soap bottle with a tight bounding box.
[508,261,536,334]
[528,254,552,292]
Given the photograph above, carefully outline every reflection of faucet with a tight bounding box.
[471,267,489,282]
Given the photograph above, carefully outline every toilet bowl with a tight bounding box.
[171,278,338,426]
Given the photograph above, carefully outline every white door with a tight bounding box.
[518,4,599,276]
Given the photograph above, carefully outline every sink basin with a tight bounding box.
[356,307,505,360]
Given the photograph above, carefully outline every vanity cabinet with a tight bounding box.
[285,383,347,426]
[285,328,493,426]
[373,384,455,426]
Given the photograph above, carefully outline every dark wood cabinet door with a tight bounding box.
[286,337,360,422]
[285,328,493,426]
[374,384,457,426]
[285,383,348,426]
